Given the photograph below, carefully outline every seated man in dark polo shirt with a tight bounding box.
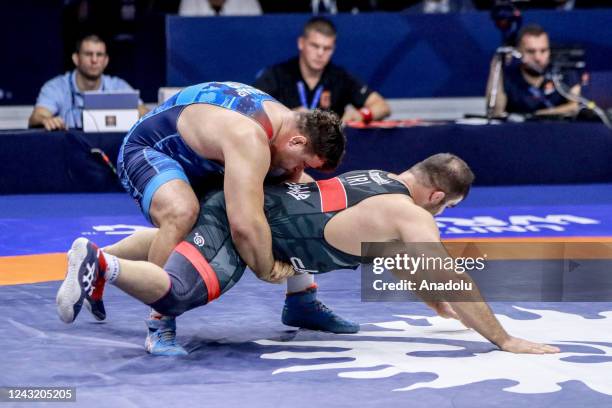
[254,16,390,123]
[486,24,581,118]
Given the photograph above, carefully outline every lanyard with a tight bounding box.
[297,81,323,110]
[70,71,105,127]
[69,72,82,128]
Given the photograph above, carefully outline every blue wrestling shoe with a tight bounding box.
[282,286,360,334]
[145,317,188,356]
[56,238,103,323]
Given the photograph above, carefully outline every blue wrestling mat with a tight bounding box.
[1,184,612,407]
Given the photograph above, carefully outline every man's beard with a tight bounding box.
[522,63,546,77]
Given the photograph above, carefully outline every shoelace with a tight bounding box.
[159,329,177,345]
[313,300,332,314]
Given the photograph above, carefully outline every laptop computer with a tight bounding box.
[82,90,140,132]
[83,90,140,109]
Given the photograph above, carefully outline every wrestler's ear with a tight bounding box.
[289,135,308,147]
[430,191,445,205]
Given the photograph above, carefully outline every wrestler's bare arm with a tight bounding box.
[221,130,280,281]
[389,204,559,354]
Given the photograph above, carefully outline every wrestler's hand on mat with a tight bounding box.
[256,260,295,283]
[498,336,560,354]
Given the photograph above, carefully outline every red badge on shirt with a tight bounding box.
[320,90,331,109]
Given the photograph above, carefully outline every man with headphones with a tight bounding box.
[486,24,582,118]
[28,34,148,131]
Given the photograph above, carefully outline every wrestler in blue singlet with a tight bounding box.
[117,81,278,222]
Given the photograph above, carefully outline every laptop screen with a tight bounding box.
[83,90,140,109]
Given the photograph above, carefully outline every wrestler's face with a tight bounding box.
[271,136,325,177]
[298,31,335,73]
[519,34,550,74]
[73,40,109,81]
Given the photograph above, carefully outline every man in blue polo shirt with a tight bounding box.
[28,34,148,131]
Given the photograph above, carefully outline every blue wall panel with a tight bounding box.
[167,10,612,98]
[0,1,64,105]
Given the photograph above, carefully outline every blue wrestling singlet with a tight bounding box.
[117,81,278,222]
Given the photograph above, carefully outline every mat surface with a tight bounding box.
[1,184,611,407]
